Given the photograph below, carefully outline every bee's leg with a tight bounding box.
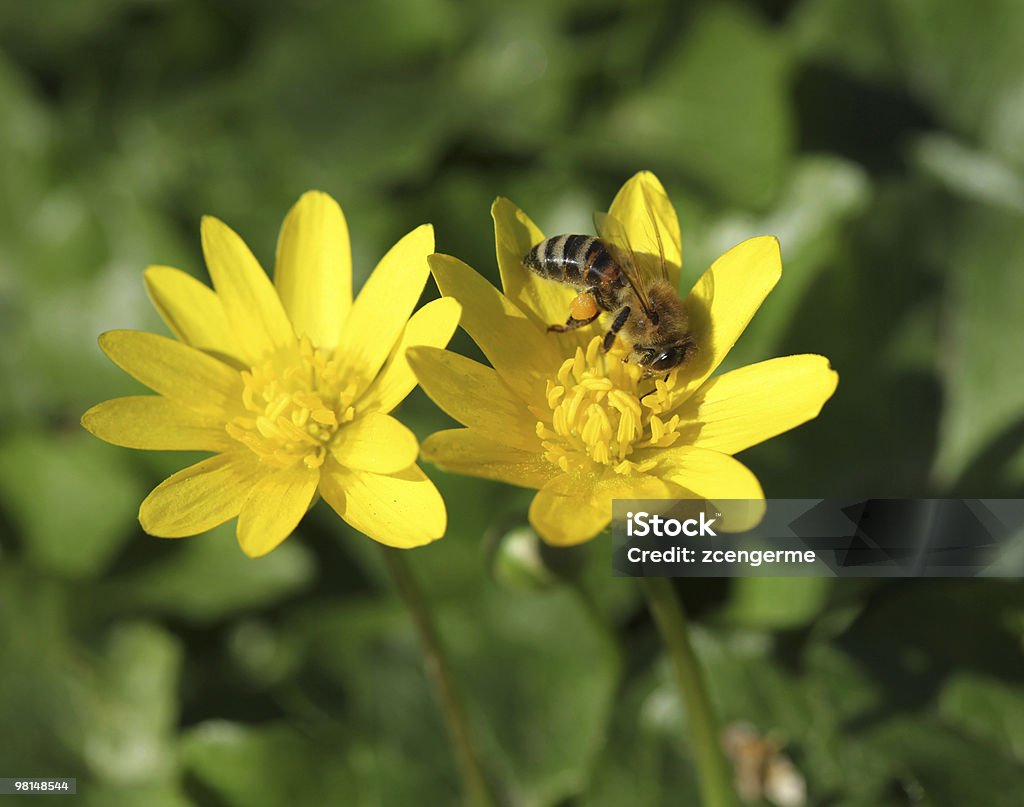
[547,312,600,333]
[602,306,630,351]
[638,375,669,403]
[548,292,601,333]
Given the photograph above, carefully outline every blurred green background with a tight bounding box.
[2,1,1024,805]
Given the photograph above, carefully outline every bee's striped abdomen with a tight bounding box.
[523,235,618,289]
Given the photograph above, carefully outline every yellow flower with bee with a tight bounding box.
[409,172,838,546]
[82,191,460,557]
[522,188,695,375]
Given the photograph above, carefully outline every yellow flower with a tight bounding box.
[408,172,838,546]
[82,192,460,557]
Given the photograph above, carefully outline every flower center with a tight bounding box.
[536,337,685,475]
[226,337,357,469]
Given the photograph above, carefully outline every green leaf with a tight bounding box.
[286,580,620,807]
[866,718,1024,807]
[1,186,186,424]
[939,673,1024,761]
[461,587,620,806]
[0,577,184,791]
[102,522,315,623]
[452,5,581,150]
[0,431,144,578]
[307,0,460,69]
[721,577,832,630]
[888,0,1024,168]
[78,781,193,807]
[180,722,358,807]
[791,0,901,82]
[582,627,891,806]
[913,133,1024,214]
[836,581,1024,680]
[686,156,871,369]
[0,568,81,775]
[794,0,1024,169]
[0,55,52,220]
[933,206,1024,485]
[597,4,793,209]
[578,664,700,807]
[694,628,892,800]
[69,622,183,784]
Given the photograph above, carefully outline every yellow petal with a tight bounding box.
[139,452,265,537]
[652,446,765,531]
[274,190,351,349]
[82,396,231,452]
[201,215,296,365]
[421,428,559,489]
[528,471,673,546]
[144,265,245,365]
[356,297,461,415]
[408,346,542,451]
[330,412,419,474]
[607,171,682,290]
[320,462,446,548]
[236,464,319,557]
[592,472,673,503]
[676,355,839,455]
[492,196,577,331]
[675,236,782,400]
[98,330,241,417]
[529,474,612,546]
[429,252,560,406]
[335,224,433,397]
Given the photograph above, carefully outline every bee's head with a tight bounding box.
[635,339,695,376]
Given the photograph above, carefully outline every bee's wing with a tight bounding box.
[640,181,671,284]
[607,177,681,289]
[594,209,656,320]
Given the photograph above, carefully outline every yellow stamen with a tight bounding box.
[227,339,357,470]
[537,336,686,476]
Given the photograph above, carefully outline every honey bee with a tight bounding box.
[522,186,694,376]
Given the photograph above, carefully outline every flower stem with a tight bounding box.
[380,546,496,807]
[640,577,737,807]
